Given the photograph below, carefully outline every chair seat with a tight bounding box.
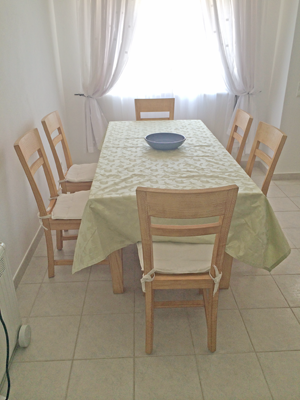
[137,242,213,274]
[65,163,97,182]
[52,190,90,220]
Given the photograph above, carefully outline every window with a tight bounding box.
[111,0,226,97]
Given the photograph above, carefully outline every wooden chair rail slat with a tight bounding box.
[30,157,44,176]
[245,121,287,196]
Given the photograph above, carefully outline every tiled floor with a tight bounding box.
[2,168,300,399]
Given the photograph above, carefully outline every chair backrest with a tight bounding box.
[41,111,73,183]
[135,98,175,121]
[14,128,58,217]
[226,109,253,165]
[136,186,238,276]
[245,122,287,196]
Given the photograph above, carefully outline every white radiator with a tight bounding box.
[0,243,30,385]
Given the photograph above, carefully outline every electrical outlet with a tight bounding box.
[296,82,300,97]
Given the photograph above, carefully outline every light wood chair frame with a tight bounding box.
[135,98,175,121]
[14,128,108,278]
[41,111,92,193]
[226,109,253,165]
[136,185,238,354]
[245,121,287,196]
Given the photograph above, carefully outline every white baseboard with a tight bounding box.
[240,160,300,180]
[272,172,300,180]
[13,227,43,288]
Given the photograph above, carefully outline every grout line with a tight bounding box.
[133,249,137,400]
[63,263,91,399]
[229,283,275,399]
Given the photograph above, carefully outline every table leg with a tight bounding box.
[220,252,233,289]
[108,249,124,294]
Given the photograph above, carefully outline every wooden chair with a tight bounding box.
[245,122,287,196]
[41,111,97,193]
[136,185,238,354]
[14,128,109,278]
[135,98,175,121]
[226,109,253,165]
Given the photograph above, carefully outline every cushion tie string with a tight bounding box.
[37,213,51,230]
[209,265,222,296]
[140,268,156,293]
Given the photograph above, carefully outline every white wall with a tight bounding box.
[279,3,300,173]
[0,0,65,277]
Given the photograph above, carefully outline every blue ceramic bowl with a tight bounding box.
[145,132,186,150]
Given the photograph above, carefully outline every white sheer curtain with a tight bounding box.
[207,0,264,152]
[106,0,235,147]
[77,0,140,152]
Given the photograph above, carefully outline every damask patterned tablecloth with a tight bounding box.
[72,120,290,273]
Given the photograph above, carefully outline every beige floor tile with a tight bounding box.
[90,262,138,290]
[231,259,270,276]
[83,280,134,314]
[30,282,87,316]
[250,166,266,176]
[275,211,300,229]
[16,283,41,317]
[290,196,300,208]
[268,196,300,211]
[67,359,133,400]
[292,307,300,322]
[250,175,265,187]
[135,309,194,356]
[74,314,134,359]
[282,228,298,248]
[135,287,146,313]
[33,237,48,256]
[271,249,300,274]
[258,351,300,400]
[135,356,203,400]
[282,228,300,248]
[218,287,238,309]
[266,184,287,198]
[274,182,300,197]
[135,308,194,356]
[196,353,271,400]
[43,264,90,283]
[273,275,300,307]
[188,308,253,354]
[21,256,48,284]
[241,308,300,351]
[13,316,80,361]
[230,276,288,309]
[6,361,71,400]
[90,263,114,281]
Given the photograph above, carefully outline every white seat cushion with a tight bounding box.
[137,242,214,274]
[65,163,97,182]
[52,190,90,220]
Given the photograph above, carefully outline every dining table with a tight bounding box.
[72,119,291,294]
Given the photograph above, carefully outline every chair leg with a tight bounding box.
[207,290,219,353]
[56,230,63,250]
[108,249,124,294]
[45,230,55,278]
[219,252,233,289]
[145,282,154,354]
